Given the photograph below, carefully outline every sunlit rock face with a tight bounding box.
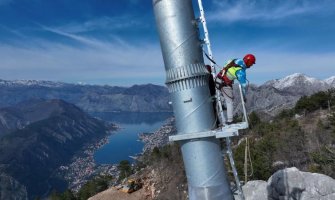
[236,167,335,200]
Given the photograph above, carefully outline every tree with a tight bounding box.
[118,160,132,180]
[295,91,331,113]
[77,176,112,200]
[61,190,76,200]
[152,146,161,158]
[277,109,295,119]
[249,111,261,127]
[49,190,62,200]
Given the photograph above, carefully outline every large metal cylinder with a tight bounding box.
[153,0,233,199]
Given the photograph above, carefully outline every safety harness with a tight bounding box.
[215,59,242,89]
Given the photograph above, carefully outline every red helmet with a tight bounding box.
[243,54,256,68]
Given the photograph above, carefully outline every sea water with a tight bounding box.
[91,112,172,164]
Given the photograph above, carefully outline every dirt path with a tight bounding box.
[88,188,148,200]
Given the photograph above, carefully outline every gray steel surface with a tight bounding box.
[153,0,233,199]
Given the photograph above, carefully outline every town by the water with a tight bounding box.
[57,117,175,191]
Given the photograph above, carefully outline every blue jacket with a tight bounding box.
[225,59,247,96]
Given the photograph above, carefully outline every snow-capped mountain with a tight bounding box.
[0,80,171,113]
[263,73,331,96]
[324,76,335,87]
[231,73,335,117]
[0,79,67,88]
[0,73,334,116]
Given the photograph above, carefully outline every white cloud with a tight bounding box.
[2,25,334,86]
[54,16,145,34]
[0,31,165,85]
[41,25,106,48]
[2,20,334,86]
[2,33,334,86]
[208,0,335,23]
[0,25,27,38]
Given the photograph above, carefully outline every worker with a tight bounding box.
[206,65,219,127]
[216,54,256,125]
[205,65,216,98]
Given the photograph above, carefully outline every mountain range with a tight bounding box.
[0,81,171,113]
[232,73,335,116]
[0,73,334,199]
[1,73,334,115]
[263,73,334,95]
[0,99,114,199]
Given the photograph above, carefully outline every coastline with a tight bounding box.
[138,117,176,153]
[57,124,120,192]
[57,116,176,193]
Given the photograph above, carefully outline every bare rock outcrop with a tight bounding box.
[236,167,335,200]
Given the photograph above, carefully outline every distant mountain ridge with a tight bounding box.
[233,73,335,116]
[263,73,333,95]
[0,79,67,88]
[0,73,334,115]
[0,81,171,112]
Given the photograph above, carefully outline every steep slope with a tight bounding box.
[89,143,187,200]
[0,99,113,199]
[0,107,25,136]
[242,84,299,116]
[91,107,335,200]
[235,73,335,116]
[0,98,78,137]
[0,173,28,200]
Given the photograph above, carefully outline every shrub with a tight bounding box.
[295,90,333,114]
[118,160,132,180]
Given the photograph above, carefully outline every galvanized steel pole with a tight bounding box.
[152,0,233,199]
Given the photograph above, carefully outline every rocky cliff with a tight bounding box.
[235,73,335,116]
[238,167,335,200]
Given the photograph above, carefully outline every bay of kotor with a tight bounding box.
[91,112,172,164]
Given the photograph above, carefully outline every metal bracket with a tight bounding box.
[169,130,216,141]
[216,122,248,138]
[169,122,248,142]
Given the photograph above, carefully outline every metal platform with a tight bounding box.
[216,122,248,138]
[169,122,248,142]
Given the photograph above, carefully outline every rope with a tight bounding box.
[244,138,248,183]
[248,138,254,178]
[203,50,217,65]
[243,137,254,182]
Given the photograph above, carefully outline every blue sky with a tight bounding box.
[0,0,334,86]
